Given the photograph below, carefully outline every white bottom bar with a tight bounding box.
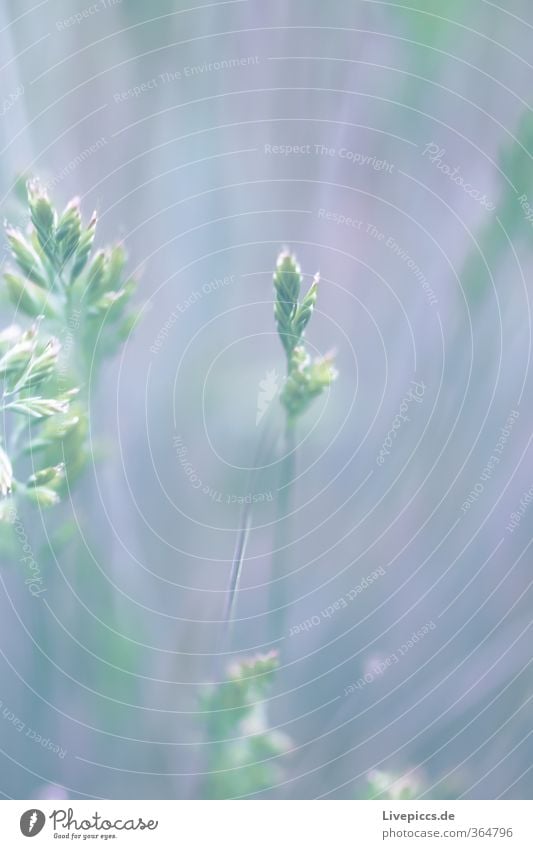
[1,800,531,847]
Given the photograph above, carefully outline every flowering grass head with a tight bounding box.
[273,250,337,425]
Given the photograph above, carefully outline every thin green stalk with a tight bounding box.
[222,418,277,645]
[270,250,337,640]
[223,501,253,633]
[269,422,295,637]
[223,251,337,647]
[201,249,337,799]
